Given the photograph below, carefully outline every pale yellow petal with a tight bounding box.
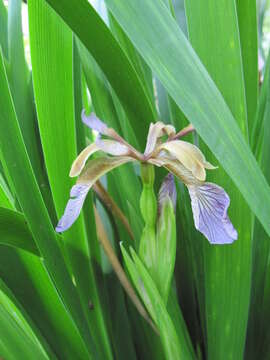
[96,139,130,156]
[149,156,201,186]
[70,140,131,178]
[204,161,218,170]
[144,122,176,155]
[70,143,100,177]
[158,140,216,181]
[77,156,135,185]
[159,140,206,180]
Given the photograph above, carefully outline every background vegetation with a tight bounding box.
[1,0,270,359]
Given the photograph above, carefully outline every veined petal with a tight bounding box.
[70,140,130,178]
[144,122,175,155]
[159,140,216,181]
[95,138,130,156]
[77,156,134,185]
[149,155,201,186]
[158,173,176,213]
[188,182,237,244]
[56,184,90,232]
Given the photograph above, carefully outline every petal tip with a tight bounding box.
[81,109,108,134]
[55,184,90,233]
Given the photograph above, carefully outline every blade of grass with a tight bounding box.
[44,0,156,150]
[236,0,258,132]
[0,207,39,255]
[184,2,252,358]
[0,174,14,209]
[245,55,270,359]
[0,280,53,359]
[28,1,112,358]
[252,53,270,155]
[122,245,195,360]
[0,246,89,359]
[0,305,49,360]
[0,48,95,357]
[0,0,8,58]
[7,0,51,209]
[108,13,156,111]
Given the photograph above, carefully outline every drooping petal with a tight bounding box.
[144,122,175,155]
[188,182,237,244]
[70,140,131,177]
[149,155,201,186]
[158,173,177,213]
[159,140,216,181]
[77,156,134,185]
[82,109,109,135]
[57,156,134,232]
[70,143,101,177]
[55,184,90,232]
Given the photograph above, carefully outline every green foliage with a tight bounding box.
[1,0,270,359]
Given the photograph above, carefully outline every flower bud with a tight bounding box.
[139,164,157,270]
[155,174,177,303]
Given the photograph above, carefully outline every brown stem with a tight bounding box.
[93,180,135,241]
[170,123,195,140]
[94,207,158,334]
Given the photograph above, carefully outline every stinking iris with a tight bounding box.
[56,110,237,245]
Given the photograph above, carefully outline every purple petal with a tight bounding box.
[188,182,237,244]
[158,173,176,213]
[55,184,90,232]
[81,109,108,135]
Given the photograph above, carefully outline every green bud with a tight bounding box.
[139,164,157,270]
[156,196,176,304]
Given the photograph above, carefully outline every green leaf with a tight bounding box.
[121,245,194,360]
[0,207,39,255]
[0,283,51,360]
[0,173,14,209]
[246,51,270,359]
[105,273,137,360]
[184,2,253,358]
[252,53,270,156]
[0,0,8,58]
[236,0,258,132]
[7,0,50,209]
[108,12,156,112]
[28,1,112,358]
[44,0,156,150]
[0,246,89,359]
[0,48,95,356]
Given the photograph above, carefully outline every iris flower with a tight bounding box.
[56,111,237,244]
